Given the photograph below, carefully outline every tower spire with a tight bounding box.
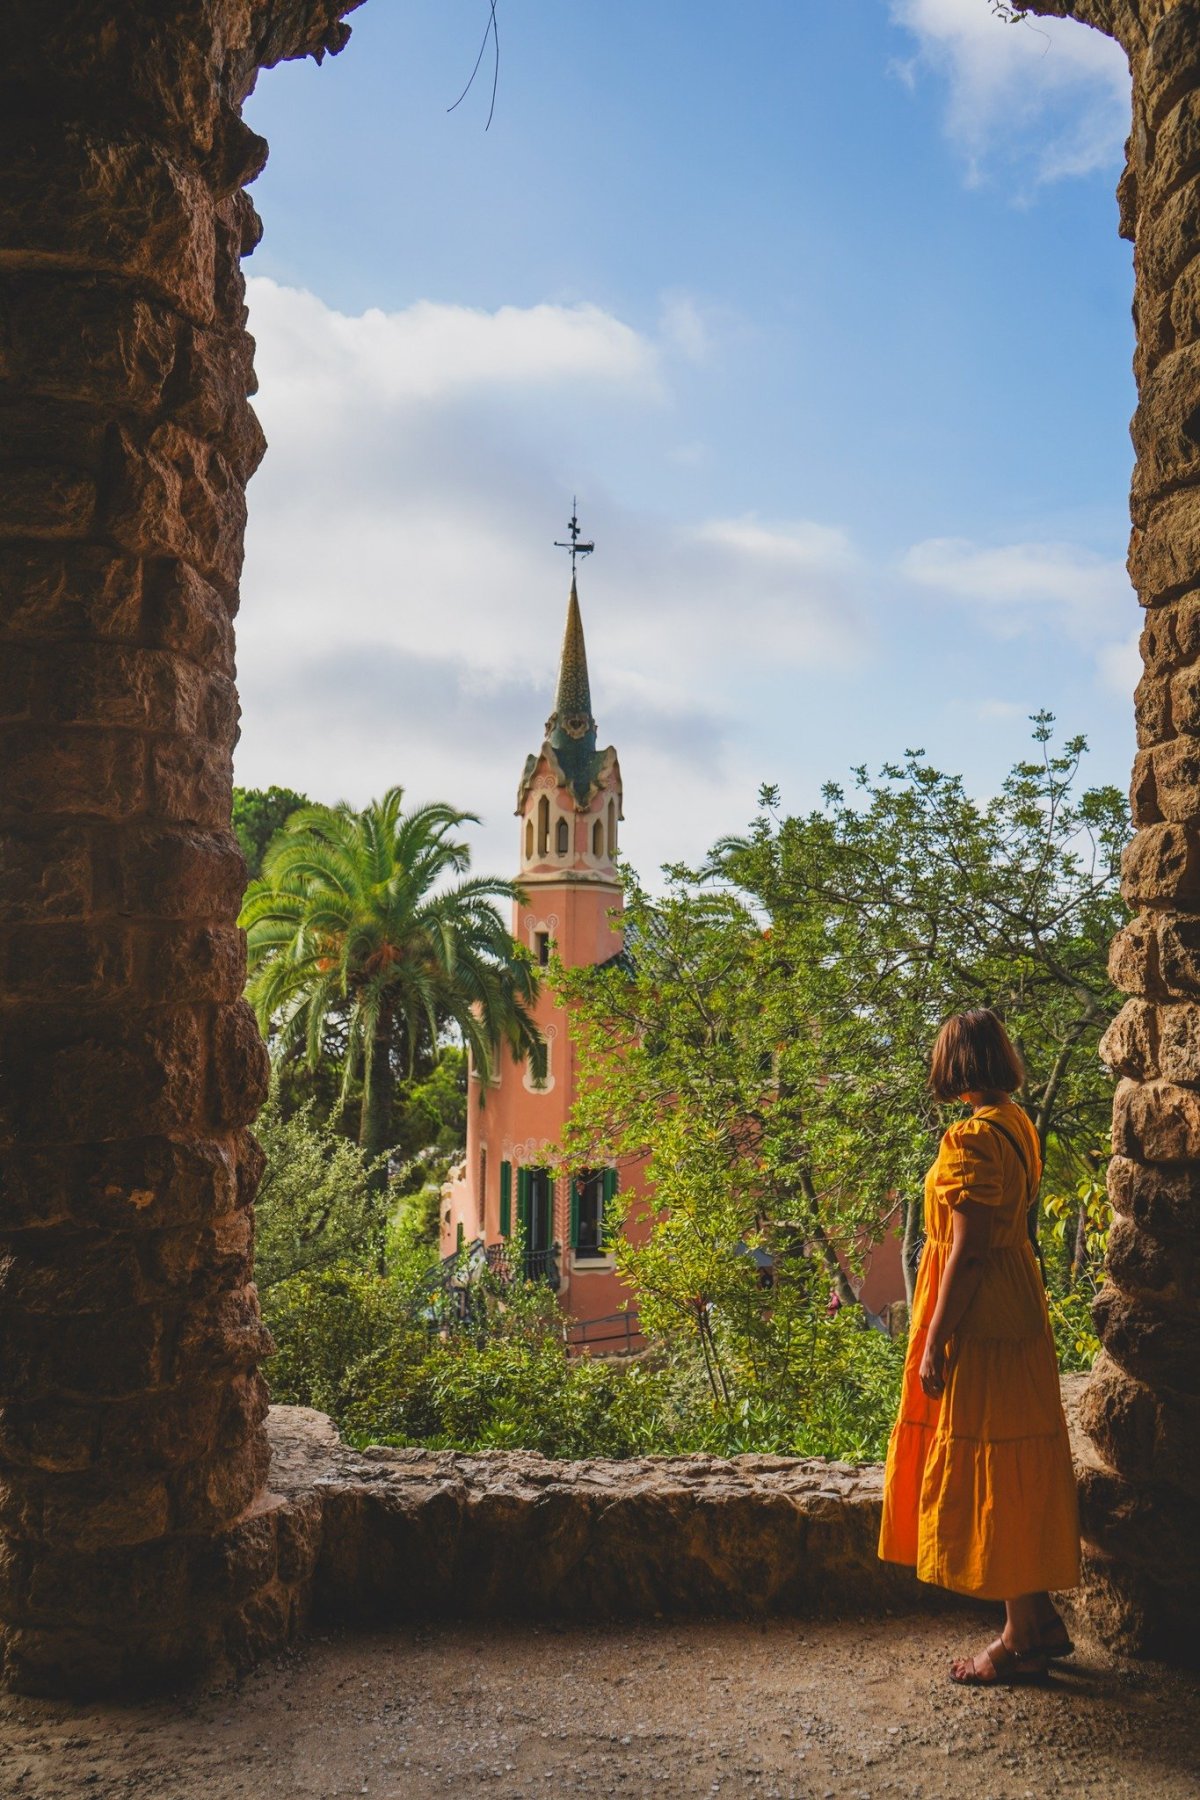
[545,538,599,803]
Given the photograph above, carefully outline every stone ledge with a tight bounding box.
[264,1404,962,1627]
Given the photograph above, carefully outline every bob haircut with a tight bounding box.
[929,1008,1024,1103]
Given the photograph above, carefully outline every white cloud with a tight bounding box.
[902,533,1137,680]
[237,280,862,878]
[890,0,1129,186]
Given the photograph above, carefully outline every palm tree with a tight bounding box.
[240,788,541,1173]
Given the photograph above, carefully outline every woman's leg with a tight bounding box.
[950,1594,1047,1682]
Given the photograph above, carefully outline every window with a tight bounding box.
[537,794,550,856]
[606,798,617,858]
[592,819,603,856]
[534,930,550,966]
[530,1040,549,1088]
[525,818,533,860]
[556,816,569,855]
[572,1170,606,1259]
[572,1168,618,1258]
[499,1161,512,1237]
[478,1144,487,1230]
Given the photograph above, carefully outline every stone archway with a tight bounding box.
[0,0,1193,1693]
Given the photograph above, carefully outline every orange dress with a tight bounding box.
[878,1103,1080,1599]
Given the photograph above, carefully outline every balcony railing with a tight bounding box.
[567,1310,643,1357]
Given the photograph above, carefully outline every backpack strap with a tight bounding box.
[974,1113,1047,1284]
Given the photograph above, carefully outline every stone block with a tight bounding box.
[211,1001,270,1126]
[1106,1214,1186,1299]
[1111,1075,1200,1160]
[1120,821,1200,905]
[0,1399,99,1474]
[0,275,179,411]
[117,825,246,921]
[0,547,143,642]
[0,726,145,820]
[1108,912,1163,996]
[0,133,217,326]
[1098,997,1158,1079]
[0,1230,146,1315]
[1134,669,1171,745]
[0,1303,167,1404]
[148,732,233,828]
[1,921,134,1003]
[105,424,246,596]
[170,1426,271,1533]
[0,824,95,925]
[94,1378,228,1473]
[1130,487,1200,605]
[1169,658,1200,734]
[1143,736,1200,822]
[1157,909,1200,993]
[170,1285,274,1384]
[1157,997,1200,1082]
[146,923,247,1003]
[1141,606,1180,677]
[235,1129,267,1210]
[1131,339,1200,508]
[1093,1283,1200,1394]
[1138,171,1200,305]
[31,644,208,736]
[1078,1352,1157,1476]
[145,562,235,677]
[1143,4,1200,132]
[1,1006,206,1146]
[0,469,96,540]
[1108,1152,1200,1243]
[145,1212,254,1298]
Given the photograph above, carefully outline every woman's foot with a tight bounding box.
[949,1632,1048,1685]
[1036,1600,1074,1659]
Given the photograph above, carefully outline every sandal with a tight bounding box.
[949,1635,1048,1686]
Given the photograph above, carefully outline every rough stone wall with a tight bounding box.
[1025,0,1200,1657]
[0,0,362,1695]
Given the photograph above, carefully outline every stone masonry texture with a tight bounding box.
[1,0,1198,1697]
[1027,0,1200,1661]
[0,0,364,1695]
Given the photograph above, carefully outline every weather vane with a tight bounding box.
[554,498,595,580]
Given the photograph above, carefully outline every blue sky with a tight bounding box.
[236,0,1136,880]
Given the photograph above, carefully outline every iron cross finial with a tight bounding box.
[553,498,595,579]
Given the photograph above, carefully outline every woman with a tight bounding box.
[878,1008,1080,1684]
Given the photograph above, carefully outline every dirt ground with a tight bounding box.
[1,1612,1197,1800]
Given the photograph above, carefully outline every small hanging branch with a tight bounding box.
[989,2,1029,18]
[447,1,500,130]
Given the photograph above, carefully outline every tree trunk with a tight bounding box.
[901,1195,923,1311]
[359,1020,394,1274]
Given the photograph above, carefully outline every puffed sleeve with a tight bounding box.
[941,1117,1006,1209]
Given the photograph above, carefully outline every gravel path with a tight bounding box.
[1,1612,1197,1799]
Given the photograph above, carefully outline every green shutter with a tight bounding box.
[456,1221,465,1252]
[499,1161,512,1237]
[517,1165,530,1238]
[569,1176,580,1250]
[602,1167,619,1246]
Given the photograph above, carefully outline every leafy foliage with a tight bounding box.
[232,785,310,880]
[241,787,540,1165]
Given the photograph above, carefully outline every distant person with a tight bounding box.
[877,1008,1080,1683]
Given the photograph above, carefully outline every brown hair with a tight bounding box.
[929,1009,1024,1103]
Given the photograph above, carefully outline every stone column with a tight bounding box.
[1029,0,1200,1656]
[0,1,360,1694]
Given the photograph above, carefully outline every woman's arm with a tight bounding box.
[918,1198,992,1399]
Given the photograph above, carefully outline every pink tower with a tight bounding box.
[440,566,642,1341]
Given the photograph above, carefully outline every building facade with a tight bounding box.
[440,577,641,1337]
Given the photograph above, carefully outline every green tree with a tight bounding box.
[241,787,541,1182]
[232,785,310,880]
[714,715,1127,1300]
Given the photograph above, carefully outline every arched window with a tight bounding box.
[606,798,617,858]
[537,795,550,856]
[525,817,534,860]
[592,818,603,857]
[556,816,569,855]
